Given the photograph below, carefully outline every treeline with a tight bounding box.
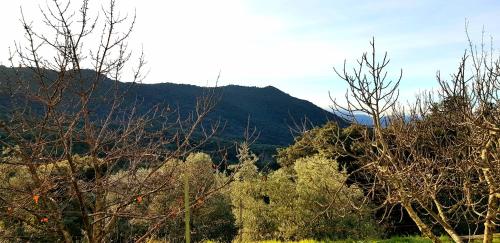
[0,137,381,242]
[3,104,492,242]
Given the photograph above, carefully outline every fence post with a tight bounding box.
[184,172,191,243]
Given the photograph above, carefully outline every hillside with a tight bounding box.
[130,82,347,145]
[0,67,346,145]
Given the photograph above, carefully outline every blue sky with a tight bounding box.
[1,0,500,108]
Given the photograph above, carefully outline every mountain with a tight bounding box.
[0,67,348,164]
[334,112,374,126]
[130,83,347,145]
[337,112,411,127]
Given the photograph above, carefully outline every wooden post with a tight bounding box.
[184,172,191,243]
[239,198,243,243]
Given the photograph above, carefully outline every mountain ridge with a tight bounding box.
[0,67,348,147]
[129,80,347,145]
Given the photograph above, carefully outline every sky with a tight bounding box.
[1,0,500,109]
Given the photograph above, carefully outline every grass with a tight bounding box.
[373,236,443,243]
[241,235,500,243]
[227,236,447,243]
[192,235,500,243]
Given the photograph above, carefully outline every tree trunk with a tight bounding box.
[93,169,105,243]
[428,199,463,243]
[403,202,441,243]
[483,169,497,243]
[481,139,496,243]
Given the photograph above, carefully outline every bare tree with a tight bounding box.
[432,26,500,242]
[331,38,443,241]
[0,0,225,242]
[331,30,500,243]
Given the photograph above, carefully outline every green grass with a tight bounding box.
[229,236,448,243]
[198,235,500,243]
[242,235,500,243]
[372,236,439,243]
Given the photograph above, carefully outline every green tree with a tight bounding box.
[231,142,380,241]
[267,155,380,240]
[230,143,276,242]
[277,122,368,175]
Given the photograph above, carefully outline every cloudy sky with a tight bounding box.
[1,0,500,108]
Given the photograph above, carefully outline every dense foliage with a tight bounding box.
[230,143,381,242]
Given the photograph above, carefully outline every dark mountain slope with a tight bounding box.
[0,67,347,147]
[129,82,346,145]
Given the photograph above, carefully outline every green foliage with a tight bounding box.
[237,235,454,243]
[230,144,275,241]
[277,122,367,170]
[0,153,97,240]
[114,152,236,242]
[231,143,381,241]
[0,150,236,242]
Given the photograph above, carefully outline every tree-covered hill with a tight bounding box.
[0,66,347,159]
[130,82,347,145]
